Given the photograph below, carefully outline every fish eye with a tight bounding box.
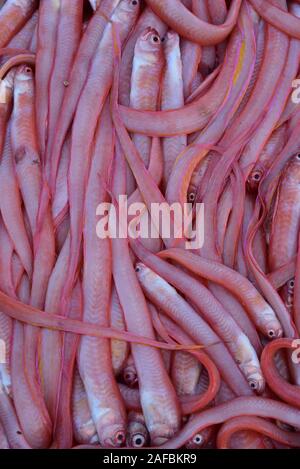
[135,266,141,273]
[131,0,138,5]
[296,153,300,161]
[193,434,203,445]
[252,171,261,181]
[116,432,125,443]
[188,192,196,203]
[152,35,159,43]
[24,67,32,74]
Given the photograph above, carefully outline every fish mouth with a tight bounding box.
[149,422,176,446]
[123,369,138,386]
[152,436,170,446]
